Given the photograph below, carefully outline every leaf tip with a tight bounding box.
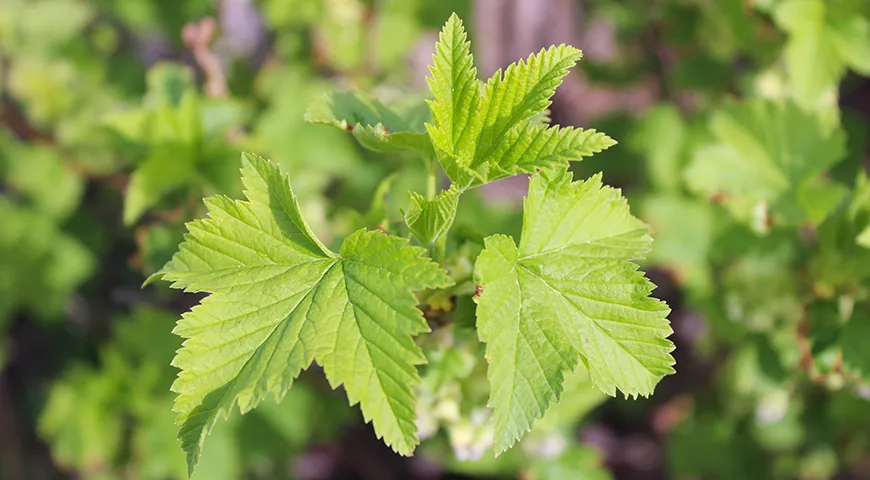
[141,270,164,288]
[239,151,265,171]
[446,11,462,26]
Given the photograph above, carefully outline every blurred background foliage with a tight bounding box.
[1,0,870,479]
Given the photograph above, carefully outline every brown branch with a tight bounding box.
[182,17,228,100]
[0,95,52,142]
[0,373,26,480]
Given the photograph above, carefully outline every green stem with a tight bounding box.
[426,156,437,200]
[430,235,447,264]
[450,272,474,289]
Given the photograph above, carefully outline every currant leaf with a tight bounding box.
[154,153,453,475]
[474,169,674,453]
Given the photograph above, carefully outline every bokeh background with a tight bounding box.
[2,0,870,479]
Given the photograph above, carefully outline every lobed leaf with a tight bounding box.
[424,15,606,189]
[474,169,674,453]
[154,153,453,475]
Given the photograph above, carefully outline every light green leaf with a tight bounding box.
[38,365,124,476]
[774,0,870,107]
[124,149,198,225]
[7,58,77,126]
[425,13,481,180]
[829,13,870,74]
[109,64,241,225]
[425,15,605,188]
[794,178,849,226]
[685,100,846,226]
[3,144,83,221]
[305,91,433,154]
[114,86,203,225]
[529,445,613,480]
[404,186,460,246]
[478,123,616,183]
[642,195,714,295]
[154,153,453,474]
[629,105,688,193]
[104,109,151,143]
[143,62,195,109]
[472,44,583,164]
[252,68,367,199]
[857,224,870,248]
[0,0,93,54]
[474,170,674,453]
[0,199,94,323]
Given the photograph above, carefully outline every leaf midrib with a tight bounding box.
[518,229,650,262]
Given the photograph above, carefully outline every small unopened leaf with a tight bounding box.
[305,91,432,154]
[404,186,460,246]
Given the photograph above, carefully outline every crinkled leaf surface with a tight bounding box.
[474,170,674,453]
[154,153,453,474]
[474,124,616,184]
[425,14,613,188]
[425,13,481,181]
[404,185,460,246]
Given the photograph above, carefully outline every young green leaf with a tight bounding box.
[305,91,433,155]
[404,185,461,246]
[105,65,201,225]
[106,64,242,225]
[473,44,583,163]
[685,100,846,226]
[774,0,870,107]
[425,13,482,181]
[474,169,674,453]
[424,14,610,188]
[153,153,453,474]
[478,123,616,183]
